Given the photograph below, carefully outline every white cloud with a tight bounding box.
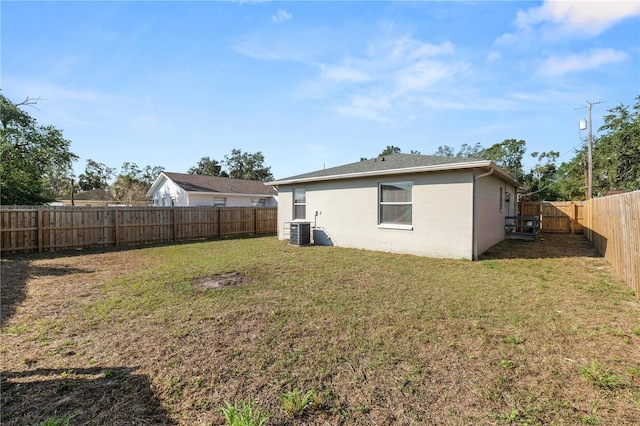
[272,9,292,24]
[537,48,629,76]
[319,64,371,83]
[394,60,466,93]
[312,38,467,122]
[505,0,640,41]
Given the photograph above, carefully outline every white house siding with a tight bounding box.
[277,170,477,259]
[188,194,277,207]
[474,173,517,256]
[152,179,188,206]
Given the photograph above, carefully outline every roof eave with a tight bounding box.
[146,172,170,197]
[266,160,516,186]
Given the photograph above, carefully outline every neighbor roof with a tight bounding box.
[267,154,519,186]
[61,189,119,201]
[149,172,277,196]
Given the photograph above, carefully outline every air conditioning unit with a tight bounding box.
[290,222,311,246]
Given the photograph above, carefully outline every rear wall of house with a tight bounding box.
[474,174,517,256]
[277,170,476,259]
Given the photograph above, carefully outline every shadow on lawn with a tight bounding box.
[1,366,175,425]
[480,233,602,260]
[0,258,94,327]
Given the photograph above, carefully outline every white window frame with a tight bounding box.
[293,188,306,220]
[214,197,227,207]
[378,181,413,230]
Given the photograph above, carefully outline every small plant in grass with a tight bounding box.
[502,336,524,345]
[581,415,602,425]
[580,360,629,391]
[221,398,270,426]
[39,413,73,425]
[500,359,515,370]
[279,388,317,417]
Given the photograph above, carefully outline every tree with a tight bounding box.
[141,164,165,186]
[433,143,484,158]
[78,159,115,191]
[111,162,164,204]
[520,151,561,201]
[592,96,640,193]
[379,146,401,156]
[480,139,526,181]
[1,93,78,205]
[434,145,455,157]
[555,153,587,201]
[223,149,273,181]
[457,142,484,158]
[554,95,640,199]
[187,156,228,177]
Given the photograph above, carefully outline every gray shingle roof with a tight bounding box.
[271,153,490,183]
[164,172,276,196]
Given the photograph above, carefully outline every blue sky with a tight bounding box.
[3,1,639,180]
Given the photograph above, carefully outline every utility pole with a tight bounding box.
[577,100,602,199]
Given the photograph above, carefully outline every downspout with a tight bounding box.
[472,168,494,260]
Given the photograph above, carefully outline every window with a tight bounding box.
[379,181,412,228]
[293,189,306,220]
[214,197,226,207]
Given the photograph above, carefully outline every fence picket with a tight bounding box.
[1,206,277,254]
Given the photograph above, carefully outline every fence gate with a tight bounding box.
[520,201,583,234]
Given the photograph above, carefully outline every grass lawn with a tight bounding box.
[1,234,639,425]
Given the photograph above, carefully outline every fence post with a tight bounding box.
[114,208,120,247]
[254,208,258,235]
[38,209,43,253]
[173,207,178,242]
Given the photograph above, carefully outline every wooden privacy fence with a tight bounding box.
[520,201,584,234]
[1,206,277,254]
[583,191,640,299]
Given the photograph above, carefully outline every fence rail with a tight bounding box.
[583,191,640,298]
[1,206,277,254]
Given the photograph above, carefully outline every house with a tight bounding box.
[266,154,519,260]
[146,172,277,207]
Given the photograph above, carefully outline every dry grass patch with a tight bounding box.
[1,235,639,425]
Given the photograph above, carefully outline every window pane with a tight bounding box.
[381,183,412,202]
[294,205,306,220]
[293,189,306,203]
[380,205,412,225]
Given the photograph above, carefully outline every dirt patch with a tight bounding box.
[190,271,250,290]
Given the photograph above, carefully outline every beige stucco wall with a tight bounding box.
[474,173,518,256]
[276,170,477,259]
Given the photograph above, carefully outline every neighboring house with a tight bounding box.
[146,172,277,207]
[266,154,519,260]
[59,189,122,206]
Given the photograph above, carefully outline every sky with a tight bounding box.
[2,0,639,181]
